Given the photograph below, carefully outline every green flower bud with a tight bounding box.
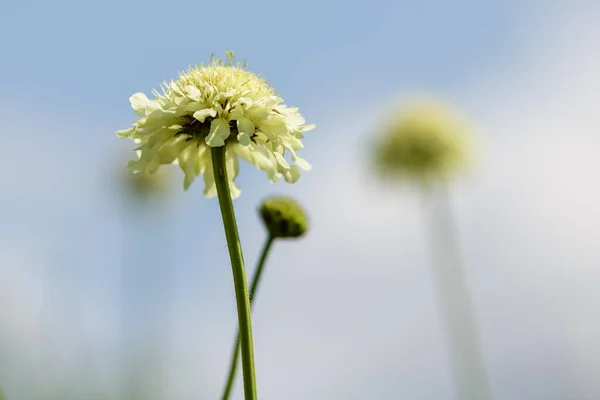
[259,197,309,239]
[374,96,473,184]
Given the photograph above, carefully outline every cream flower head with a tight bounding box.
[116,51,315,198]
[374,96,472,184]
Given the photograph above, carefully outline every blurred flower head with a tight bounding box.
[374,96,472,184]
[123,169,168,201]
[259,196,308,239]
[116,51,315,198]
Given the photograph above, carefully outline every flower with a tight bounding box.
[124,169,168,201]
[116,51,315,198]
[259,196,308,239]
[374,96,472,183]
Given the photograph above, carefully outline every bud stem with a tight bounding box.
[211,146,258,400]
[221,234,275,400]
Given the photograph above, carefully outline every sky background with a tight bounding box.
[1,0,600,399]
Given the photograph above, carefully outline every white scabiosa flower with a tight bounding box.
[116,51,315,198]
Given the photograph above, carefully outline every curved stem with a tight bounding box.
[250,235,275,303]
[211,146,258,400]
[221,234,275,400]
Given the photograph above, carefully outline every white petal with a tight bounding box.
[246,107,269,121]
[182,102,208,113]
[260,117,287,135]
[145,101,163,116]
[229,107,244,120]
[238,97,253,108]
[195,145,209,175]
[127,158,147,174]
[130,93,150,111]
[202,159,218,198]
[159,135,190,164]
[205,119,231,147]
[185,85,201,101]
[282,166,301,183]
[115,128,134,138]
[225,153,242,198]
[228,182,242,199]
[274,152,290,169]
[226,152,240,182]
[193,108,217,123]
[237,132,251,146]
[178,143,199,190]
[147,157,160,173]
[282,108,306,125]
[237,117,254,135]
[237,117,255,146]
[293,155,312,171]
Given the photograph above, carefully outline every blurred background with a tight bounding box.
[1,0,599,399]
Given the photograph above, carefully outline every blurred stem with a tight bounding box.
[211,146,258,400]
[221,234,275,400]
[420,183,491,400]
[0,384,6,400]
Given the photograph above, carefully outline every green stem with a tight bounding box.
[211,146,258,400]
[421,183,491,400]
[221,234,275,400]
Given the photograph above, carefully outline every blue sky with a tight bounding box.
[1,1,600,399]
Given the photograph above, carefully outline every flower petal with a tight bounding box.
[260,117,287,136]
[293,155,312,171]
[185,85,201,101]
[202,159,217,198]
[130,93,150,111]
[226,153,242,199]
[178,143,199,190]
[229,107,244,120]
[158,135,190,164]
[193,108,217,123]
[205,118,231,147]
[282,166,300,183]
[127,158,147,174]
[236,118,254,146]
[237,132,251,146]
[115,128,135,139]
[274,152,290,169]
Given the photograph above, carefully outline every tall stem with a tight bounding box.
[211,146,258,400]
[421,183,491,400]
[221,235,275,400]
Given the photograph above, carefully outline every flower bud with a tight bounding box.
[259,197,308,239]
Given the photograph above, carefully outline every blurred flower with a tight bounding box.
[374,96,472,184]
[123,169,168,201]
[259,196,308,239]
[116,51,315,198]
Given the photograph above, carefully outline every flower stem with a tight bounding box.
[421,183,491,400]
[211,146,258,400]
[221,234,275,400]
